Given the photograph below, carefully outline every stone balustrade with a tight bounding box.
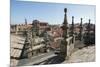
[66,35,75,58]
[60,35,75,59]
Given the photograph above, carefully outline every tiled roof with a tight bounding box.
[11,35,25,66]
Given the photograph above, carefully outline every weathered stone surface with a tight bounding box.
[11,35,25,66]
[63,46,95,63]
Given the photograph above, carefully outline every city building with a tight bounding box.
[11,20,49,35]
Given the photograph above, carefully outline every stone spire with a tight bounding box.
[62,8,68,38]
[87,19,91,33]
[63,8,68,25]
[25,18,27,25]
[24,18,28,36]
[79,18,83,41]
[60,8,68,58]
[71,16,74,36]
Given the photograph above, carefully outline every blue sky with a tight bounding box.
[11,0,96,24]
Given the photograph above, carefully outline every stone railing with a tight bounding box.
[21,36,47,59]
[59,35,75,59]
[66,35,75,58]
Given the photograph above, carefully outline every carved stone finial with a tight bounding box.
[25,18,27,25]
[72,16,74,23]
[88,19,91,31]
[89,19,91,23]
[64,8,67,13]
[72,16,74,19]
[81,18,82,21]
[63,8,68,27]
[80,18,83,26]
[79,18,83,41]
[71,16,74,36]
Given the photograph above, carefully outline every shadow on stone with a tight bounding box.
[33,56,65,65]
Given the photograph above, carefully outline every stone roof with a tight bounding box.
[10,35,25,66]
